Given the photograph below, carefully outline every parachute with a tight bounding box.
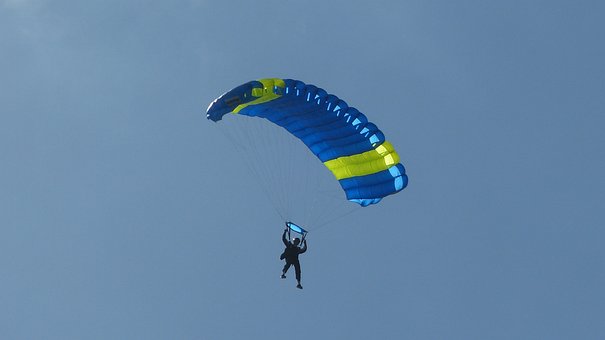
[206,78,408,208]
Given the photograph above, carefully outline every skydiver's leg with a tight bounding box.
[294,261,302,289]
[294,261,301,281]
[282,262,291,278]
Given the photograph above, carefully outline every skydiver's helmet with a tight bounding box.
[292,238,301,246]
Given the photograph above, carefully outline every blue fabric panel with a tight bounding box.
[339,164,408,203]
[350,198,383,206]
[237,82,382,162]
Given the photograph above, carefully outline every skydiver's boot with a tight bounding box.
[296,282,303,289]
[281,273,286,279]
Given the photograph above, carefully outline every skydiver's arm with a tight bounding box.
[282,229,289,246]
[299,240,307,254]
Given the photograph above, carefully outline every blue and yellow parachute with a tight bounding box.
[206,78,408,206]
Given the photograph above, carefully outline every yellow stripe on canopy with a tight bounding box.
[323,141,400,180]
[233,78,285,114]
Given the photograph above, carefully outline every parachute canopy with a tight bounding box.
[206,78,408,206]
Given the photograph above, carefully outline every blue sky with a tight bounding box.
[1,1,604,339]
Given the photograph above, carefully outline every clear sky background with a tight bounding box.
[1,1,604,339]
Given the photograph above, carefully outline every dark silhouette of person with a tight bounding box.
[280,228,307,289]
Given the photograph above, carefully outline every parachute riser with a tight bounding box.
[285,221,308,244]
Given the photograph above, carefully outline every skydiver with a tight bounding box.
[280,227,307,289]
